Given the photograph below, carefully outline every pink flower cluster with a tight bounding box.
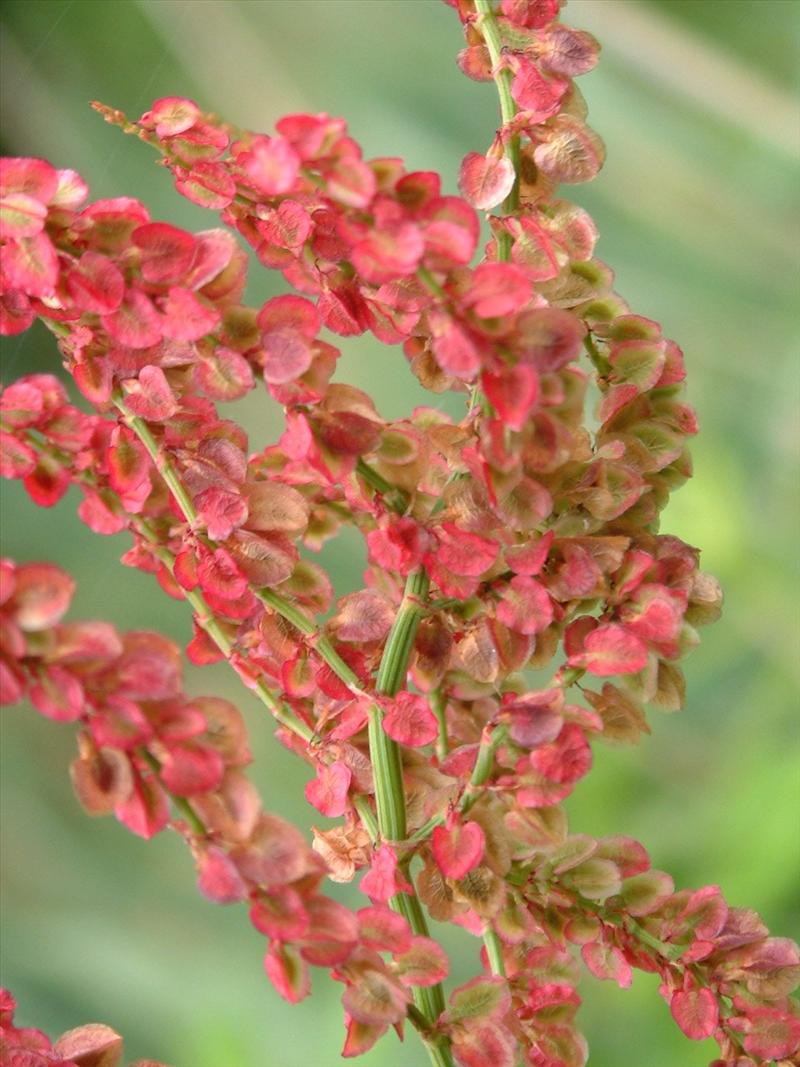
[0,1,797,1064]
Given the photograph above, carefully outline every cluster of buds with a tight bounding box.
[0,1,796,1065]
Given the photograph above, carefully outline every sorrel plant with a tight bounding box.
[1,1,798,1065]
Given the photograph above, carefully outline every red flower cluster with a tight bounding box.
[0,1,796,1065]
[0,985,161,1067]
[0,559,457,1054]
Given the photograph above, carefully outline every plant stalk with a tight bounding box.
[367,568,452,1061]
[475,0,521,261]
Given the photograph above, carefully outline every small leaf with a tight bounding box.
[249,886,309,940]
[29,665,84,722]
[360,844,412,903]
[67,251,125,313]
[195,346,254,401]
[238,135,301,196]
[195,845,248,904]
[53,1023,123,1067]
[160,286,220,342]
[329,588,394,644]
[434,523,499,578]
[496,575,553,635]
[481,364,539,432]
[509,58,566,120]
[175,162,236,209]
[0,191,47,239]
[539,24,600,76]
[357,906,413,954]
[458,152,515,211]
[341,1015,387,1059]
[159,741,225,796]
[382,692,439,748]
[393,936,449,987]
[305,760,352,817]
[451,1022,517,1067]
[670,986,719,1040]
[133,221,196,285]
[102,288,163,348]
[115,773,169,839]
[9,562,75,630]
[432,819,486,880]
[264,942,310,1004]
[341,966,409,1025]
[619,870,675,916]
[70,748,134,815]
[195,486,249,541]
[1,232,59,295]
[533,116,606,184]
[445,976,510,1024]
[142,96,200,137]
[571,623,648,676]
[560,857,622,902]
[581,941,632,988]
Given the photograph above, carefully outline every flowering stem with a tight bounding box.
[110,399,313,743]
[475,0,520,260]
[109,408,451,1059]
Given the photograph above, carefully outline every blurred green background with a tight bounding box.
[1,1,798,1065]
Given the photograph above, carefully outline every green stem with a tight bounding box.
[368,568,430,843]
[560,666,586,689]
[355,457,407,514]
[367,568,452,1061]
[475,0,521,261]
[376,568,429,697]
[583,332,611,376]
[431,688,449,762]
[112,394,197,522]
[418,265,447,299]
[141,750,207,836]
[353,795,379,841]
[411,725,508,842]
[483,927,506,977]
[258,589,368,698]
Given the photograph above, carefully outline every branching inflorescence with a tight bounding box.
[0,2,797,1066]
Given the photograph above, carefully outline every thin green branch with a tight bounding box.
[411,724,509,843]
[483,927,506,977]
[141,750,207,836]
[368,568,430,843]
[258,589,369,698]
[475,0,521,260]
[431,688,449,762]
[583,332,611,376]
[355,457,407,514]
[110,398,313,743]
